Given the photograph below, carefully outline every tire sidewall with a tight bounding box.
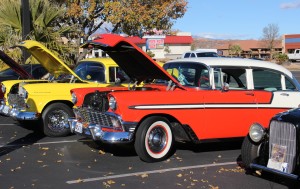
[135,116,174,162]
[144,120,173,159]
[42,103,74,137]
[241,135,261,168]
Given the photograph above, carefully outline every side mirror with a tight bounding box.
[222,83,229,92]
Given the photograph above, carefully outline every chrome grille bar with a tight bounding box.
[269,120,297,173]
[76,107,113,127]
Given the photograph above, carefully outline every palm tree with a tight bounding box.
[0,0,77,65]
[229,44,242,57]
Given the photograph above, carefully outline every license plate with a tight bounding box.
[75,122,83,133]
[3,106,9,114]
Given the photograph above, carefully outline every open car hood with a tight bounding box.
[0,50,34,79]
[81,34,180,85]
[14,40,81,80]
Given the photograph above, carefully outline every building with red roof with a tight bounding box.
[89,32,193,60]
[126,33,193,60]
[214,39,282,59]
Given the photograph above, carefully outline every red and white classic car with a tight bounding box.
[68,34,300,162]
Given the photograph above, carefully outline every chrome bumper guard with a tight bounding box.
[0,103,9,116]
[0,103,39,120]
[68,117,136,143]
[250,163,300,180]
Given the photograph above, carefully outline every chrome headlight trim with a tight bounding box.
[18,86,28,99]
[71,92,77,104]
[109,96,117,110]
[249,123,265,143]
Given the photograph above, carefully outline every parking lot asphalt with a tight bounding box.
[1,116,299,189]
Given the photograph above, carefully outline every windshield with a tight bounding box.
[0,68,18,76]
[196,52,218,57]
[74,62,106,82]
[162,62,209,87]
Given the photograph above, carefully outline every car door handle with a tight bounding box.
[280,93,289,96]
[245,92,254,96]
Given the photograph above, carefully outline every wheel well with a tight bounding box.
[135,114,193,143]
[42,100,74,114]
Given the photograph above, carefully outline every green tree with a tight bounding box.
[0,0,76,65]
[164,45,171,54]
[55,0,187,59]
[146,50,155,58]
[273,53,289,65]
[229,44,242,57]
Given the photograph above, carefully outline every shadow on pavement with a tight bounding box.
[80,139,137,157]
[0,121,45,157]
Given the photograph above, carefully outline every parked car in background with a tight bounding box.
[287,49,300,62]
[182,50,219,58]
[0,50,48,100]
[68,34,300,163]
[0,40,129,137]
[0,64,47,82]
[241,107,300,180]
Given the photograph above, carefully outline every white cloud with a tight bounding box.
[280,1,300,9]
[193,32,252,40]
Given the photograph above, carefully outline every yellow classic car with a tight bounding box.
[0,40,129,137]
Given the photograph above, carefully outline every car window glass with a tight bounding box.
[165,62,208,87]
[32,67,48,78]
[190,53,196,58]
[74,62,105,82]
[109,67,130,83]
[213,69,222,89]
[253,69,282,91]
[199,69,210,88]
[213,68,247,90]
[183,53,191,58]
[0,68,17,76]
[285,77,297,91]
[196,52,218,57]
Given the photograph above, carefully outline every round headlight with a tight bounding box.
[18,86,28,99]
[249,123,265,143]
[71,92,77,104]
[1,83,6,93]
[109,96,117,110]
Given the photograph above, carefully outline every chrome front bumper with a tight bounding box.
[250,163,300,180]
[68,117,136,144]
[0,103,39,120]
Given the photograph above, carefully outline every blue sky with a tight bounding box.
[172,0,300,40]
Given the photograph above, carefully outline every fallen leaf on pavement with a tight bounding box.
[140,173,148,178]
[177,173,183,177]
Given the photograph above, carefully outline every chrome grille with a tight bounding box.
[7,93,26,109]
[76,107,113,127]
[269,120,297,173]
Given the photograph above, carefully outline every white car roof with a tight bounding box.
[167,57,293,78]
